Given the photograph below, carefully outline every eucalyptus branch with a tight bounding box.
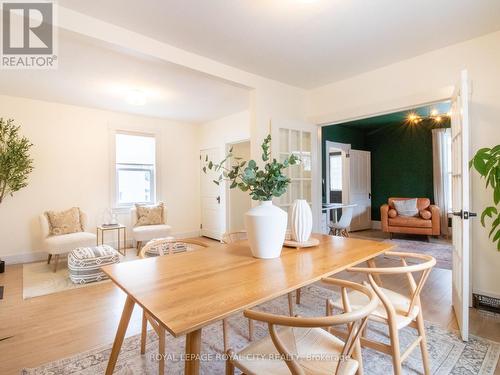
[203,134,299,201]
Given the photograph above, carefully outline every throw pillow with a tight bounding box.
[388,209,397,218]
[419,210,432,220]
[393,199,419,217]
[46,207,83,236]
[135,202,164,226]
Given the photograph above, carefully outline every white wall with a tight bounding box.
[307,30,500,297]
[199,110,250,150]
[0,95,200,263]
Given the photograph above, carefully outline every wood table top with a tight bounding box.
[101,234,393,337]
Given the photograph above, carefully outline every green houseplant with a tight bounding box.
[470,145,500,250]
[203,134,299,258]
[0,118,34,204]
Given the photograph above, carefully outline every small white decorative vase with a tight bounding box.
[291,199,313,243]
[244,201,287,259]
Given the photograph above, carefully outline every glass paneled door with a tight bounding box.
[277,128,312,224]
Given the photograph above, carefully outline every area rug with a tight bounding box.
[22,251,140,299]
[383,239,453,270]
[22,285,499,375]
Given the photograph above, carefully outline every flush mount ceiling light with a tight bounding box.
[126,89,147,106]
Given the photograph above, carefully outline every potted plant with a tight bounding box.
[470,145,500,250]
[0,118,34,204]
[203,134,299,258]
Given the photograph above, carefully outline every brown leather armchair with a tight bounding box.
[381,197,440,237]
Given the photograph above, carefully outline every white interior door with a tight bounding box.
[451,69,471,342]
[200,148,224,240]
[349,150,371,231]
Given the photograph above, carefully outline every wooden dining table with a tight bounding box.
[102,233,393,375]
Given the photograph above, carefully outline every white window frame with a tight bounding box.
[110,128,160,210]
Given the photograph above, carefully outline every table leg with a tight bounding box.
[105,295,135,375]
[184,328,202,375]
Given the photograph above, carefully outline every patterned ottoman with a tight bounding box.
[68,245,120,284]
[143,237,188,257]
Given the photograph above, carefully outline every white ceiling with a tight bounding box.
[58,0,500,88]
[0,30,250,123]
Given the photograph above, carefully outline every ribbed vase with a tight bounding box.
[291,199,313,243]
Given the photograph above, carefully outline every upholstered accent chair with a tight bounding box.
[381,198,440,238]
[40,210,97,272]
[130,206,172,253]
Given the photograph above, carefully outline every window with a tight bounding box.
[277,129,312,223]
[115,133,156,206]
[329,152,342,191]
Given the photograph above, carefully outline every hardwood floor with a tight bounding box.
[1,236,499,374]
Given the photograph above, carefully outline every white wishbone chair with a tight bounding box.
[226,278,378,375]
[327,252,436,375]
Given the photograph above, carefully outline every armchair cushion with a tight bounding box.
[419,210,432,220]
[135,202,165,226]
[388,216,432,228]
[388,209,397,218]
[44,232,97,255]
[132,224,172,242]
[45,207,83,236]
[393,198,418,217]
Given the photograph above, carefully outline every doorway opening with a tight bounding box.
[319,78,471,341]
[226,140,252,232]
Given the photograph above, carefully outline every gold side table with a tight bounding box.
[97,224,127,256]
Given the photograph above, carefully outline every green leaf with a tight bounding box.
[213,180,219,185]
[481,206,498,227]
[473,156,488,176]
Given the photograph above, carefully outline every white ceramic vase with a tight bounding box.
[291,199,313,243]
[244,200,287,259]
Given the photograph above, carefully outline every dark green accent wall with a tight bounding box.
[322,120,450,220]
[366,121,437,220]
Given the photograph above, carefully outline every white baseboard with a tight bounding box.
[175,230,202,239]
[371,220,381,230]
[3,250,47,265]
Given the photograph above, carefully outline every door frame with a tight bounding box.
[324,141,351,206]
[225,138,251,233]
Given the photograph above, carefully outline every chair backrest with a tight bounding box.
[221,230,247,244]
[243,278,378,375]
[337,207,354,228]
[130,205,168,227]
[348,252,436,318]
[388,197,430,211]
[139,237,208,258]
